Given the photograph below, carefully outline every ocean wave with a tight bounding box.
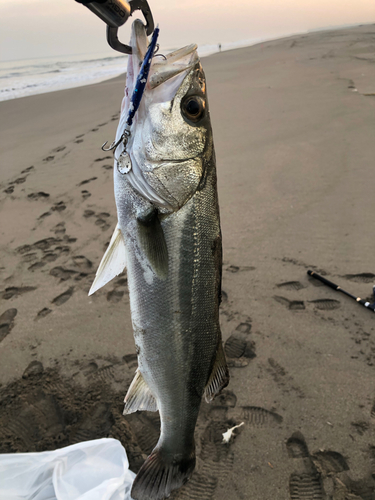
[0,39,258,102]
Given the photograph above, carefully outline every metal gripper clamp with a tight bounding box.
[75,0,154,54]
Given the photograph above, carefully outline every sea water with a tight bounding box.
[0,38,261,102]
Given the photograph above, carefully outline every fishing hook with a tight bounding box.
[152,43,166,60]
[101,135,124,152]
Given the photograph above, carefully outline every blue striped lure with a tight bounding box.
[102,26,159,175]
[126,25,159,128]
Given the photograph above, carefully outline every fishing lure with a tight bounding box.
[102,26,160,175]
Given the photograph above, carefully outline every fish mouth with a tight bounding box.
[149,44,199,89]
[132,20,199,89]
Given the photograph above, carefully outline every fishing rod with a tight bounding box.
[307,270,375,313]
[76,0,154,54]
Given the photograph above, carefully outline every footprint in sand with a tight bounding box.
[50,267,78,282]
[32,237,62,251]
[1,286,37,300]
[35,307,52,320]
[63,235,77,244]
[344,272,375,283]
[291,431,375,500]
[4,186,14,194]
[106,278,128,303]
[21,252,38,263]
[95,213,111,231]
[81,190,91,199]
[21,166,34,174]
[51,201,66,212]
[18,237,73,271]
[0,308,17,342]
[286,432,325,500]
[277,281,305,291]
[107,289,125,303]
[83,210,111,230]
[7,177,27,188]
[54,245,71,257]
[53,222,66,236]
[94,156,112,162]
[51,287,74,306]
[16,244,33,255]
[309,298,341,310]
[53,146,66,153]
[22,361,44,378]
[38,211,51,220]
[273,295,306,310]
[43,253,60,263]
[224,322,256,368]
[311,451,349,474]
[72,255,92,271]
[225,264,255,273]
[102,164,113,170]
[78,177,97,187]
[28,261,46,271]
[285,433,374,500]
[27,192,50,200]
[43,156,54,162]
[123,353,138,371]
[238,406,283,428]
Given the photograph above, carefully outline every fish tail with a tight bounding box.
[131,445,196,500]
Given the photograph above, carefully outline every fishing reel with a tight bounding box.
[76,0,154,54]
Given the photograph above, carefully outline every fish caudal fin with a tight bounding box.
[204,341,230,403]
[123,369,158,414]
[131,447,196,500]
[88,224,127,295]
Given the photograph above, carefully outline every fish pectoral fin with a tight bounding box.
[88,223,127,296]
[123,369,158,414]
[137,209,168,280]
[204,341,230,403]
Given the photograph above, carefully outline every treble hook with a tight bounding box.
[101,135,124,152]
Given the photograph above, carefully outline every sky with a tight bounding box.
[0,0,374,62]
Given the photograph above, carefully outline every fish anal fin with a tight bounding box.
[89,224,127,296]
[137,209,168,280]
[204,342,230,403]
[124,369,158,414]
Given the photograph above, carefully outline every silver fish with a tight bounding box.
[90,20,229,500]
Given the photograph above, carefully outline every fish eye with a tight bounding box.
[181,96,205,123]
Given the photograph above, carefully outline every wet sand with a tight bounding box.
[1,25,375,499]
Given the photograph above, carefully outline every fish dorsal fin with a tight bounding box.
[137,209,168,280]
[204,342,230,403]
[88,224,127,296]
[124,369,158,414]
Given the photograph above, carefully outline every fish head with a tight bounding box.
[118,20,213,211]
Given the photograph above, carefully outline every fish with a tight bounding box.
[89,20,229,500]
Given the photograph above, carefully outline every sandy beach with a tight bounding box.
[1,24,375,499]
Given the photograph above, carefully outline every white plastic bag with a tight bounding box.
[0,438,135,500]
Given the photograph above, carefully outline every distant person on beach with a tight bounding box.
[218,43,221,52]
